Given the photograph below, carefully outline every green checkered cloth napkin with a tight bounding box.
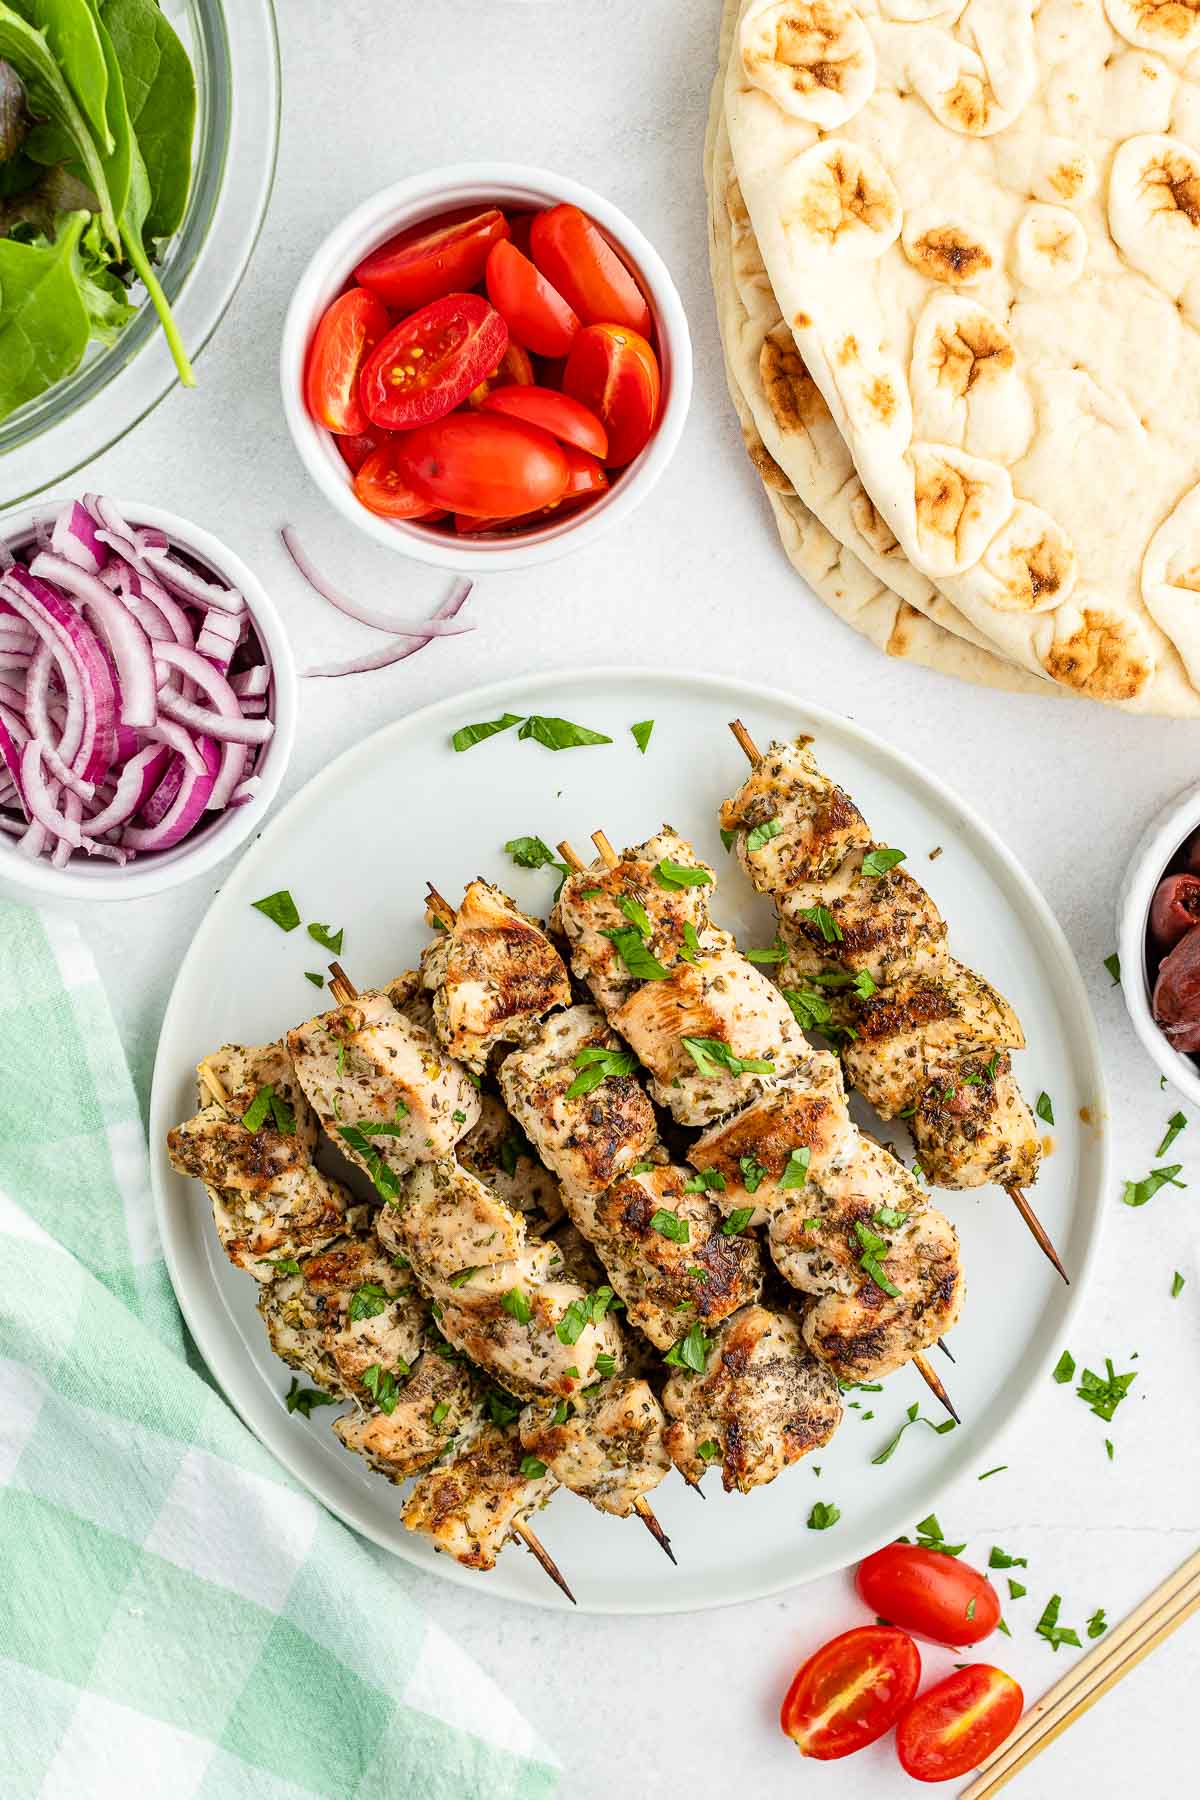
[0,901,559,1800]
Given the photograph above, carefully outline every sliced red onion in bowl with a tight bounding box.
[51,502,106,576]
[1,566,117,783]
[30,551,159,730]
[122,735,221,852]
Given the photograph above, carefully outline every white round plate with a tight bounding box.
[149,669,1108,1614]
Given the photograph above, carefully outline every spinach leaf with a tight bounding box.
[0,210,90,414]
[9,0,112,152]
[99,0,193,239]
[0,3,117,242]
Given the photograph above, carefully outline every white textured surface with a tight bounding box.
[10,2,1200,1793]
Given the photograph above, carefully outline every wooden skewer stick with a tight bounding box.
[937,1336,955,1362]
[511,1519,577,1605]
[328,961,357,1007]
[961,1549,1200,1799]
[634,1497,677,1564]
[727,718,1072,1286]
[198,1059,232,1111]
[425,884,457,930]
[557,839,586,873]
[591,829,618,869]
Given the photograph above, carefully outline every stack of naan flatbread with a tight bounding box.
[708,0,1200,712]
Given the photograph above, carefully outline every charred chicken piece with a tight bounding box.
[909,1051,1042,1190]
[687,1070,851,1227]
[421,878,572,1070]
[334,1350,481,1483]
[839,961,1025,1119]
[519,1378,671,1518]
[402,1422,557,1570]
[259,1229,424,1401]
[456,1091,564,1225]
[777,845,947,988]
[719,737,871,892]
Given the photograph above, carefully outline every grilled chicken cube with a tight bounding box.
[287,991,480,1178]
[334,1350,480,1483]
[911,1052,1042,1190]
[554,827,730,1013]
[498,1005,657,1196]
[519,1378,670,1516]
[840,961,1025,1118]
[457,1091,564,1224]
[543,1220,611,1291]
[428,1243,624,1400]
[777,846,948,988]
[421,878,572,1070]
[199,1040,320,1158]
[259,1230,424,1401]
[688,1067,851,1226]
[663,1305,843,1492]
[720,737,871,892]
[589,1164,764,1350]
[403,1422,557,1569]
[613,949,811,1126]
[383,969,438,1037]
[392,1157,526,1285]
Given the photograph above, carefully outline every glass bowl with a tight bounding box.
[0,0,280,504]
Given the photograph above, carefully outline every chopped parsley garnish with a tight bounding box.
[337,1127,401,1204]
[566,1044,638,1098]
[1052,1349,1076,1384]
[519,1455,548,1479]
[795,904,844,943]
[873,1205,908,1230]
[1076,1358,1136,1421]
[651,1208,690,1243]
[783,986,834,1031]
[551,1399,570,1426]
[653,857,712,890]
[484,1389,520,1427]
[595,1352,616,1378]
[1157,1111,1188,1157]
[617,893,654,937]
[861,847,907,878]
[307,921,344,955]
[681,1036,774,1078]
[746,939,788,965]
[870,1402,957,1464]
[601,925,670,981]
[1122,1164,1186,1207]
[555,1287,615,1346]
[1105,1438,1115,1460]
[746,817,782,853]
[664,1323,714,1374]
[807,1501,841,1531]
[501,1286,532,1326]
[739,1155,766,1194]
[683,1168,726,1194]
[348,1282,389,1322]
[1036,1092,1055,1125]
[1104,952,1121,985]
[961,1053,1000,1087]
[720,828,737,854]
[779,1147,811,1190]
[447,1267,478,1289]
[807,968,877,998]
[1035,1594,1082,1652]
[1087,1608,1108,1639]
[258,1256,302,1276]
[305,972,325,989]
[912,1514,966,1556]
[431,1401,450,1427]
[802,1218,822,1233]
[697,1439,720,1462]
[518,714,612,751]
[631,719,654,754]
[853,1220,900,1298]
[451,712,523,752]
[721,1207,755,1236]
[285,1379,337,1419]
[504,836,569,894]
[1009,1579,1027,1600]
[1172,1270,1186,1298]
[241,1085,275,1133]
[252,889,300,932]
[966,1596,977,1621]
[361,1364,400,1414]
[499,1128,532,1175]
[988,1548,1027,1570]
[978,1466,1007,1481]
[678,921,705,965]
[451,1108,467,1125]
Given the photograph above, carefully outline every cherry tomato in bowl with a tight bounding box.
[394,411,569,519]
[780,1626,921,1761]
[486,239,580,357]
[467,343,535,408]
[333,425,391,475]
[857,1546,1001,1648]
[352,443,445,520]
[480,385,607,459]
[529,202,652,335]
[896,1666,1023,1782]
[453,442,608,534]
[304,287,391,435]
[563,323,660,466]
[359,294,508,431]
[354,207,510,311]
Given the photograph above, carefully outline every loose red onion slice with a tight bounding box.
[1,568,117,783]
[51,501,106,576]
[304,577,474,678]
[232,774,262,806]
[281,527,476,639]
[86,743,172,835]
[122,735,220,851]
[30,551,158,730]
[52,791,82,869]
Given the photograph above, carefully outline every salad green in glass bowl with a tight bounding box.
[0,0,278,503]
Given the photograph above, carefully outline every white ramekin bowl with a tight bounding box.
[0,500,297,904]
[280,163,693,571]
[1117,782,1200,1105]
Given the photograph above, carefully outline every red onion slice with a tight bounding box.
[21,741,122,859]
[1,568,117,783]
[230,665,270,698]
[141,716,208,776]
[51,501,106,576]
[154,643,275,746]
[85,743,172,835]
[30,552,158,730]
[122,735,220,851]
[281,527,476,638]
[143,547,244,615]
[158,689,273,744]
[304,577,474,678]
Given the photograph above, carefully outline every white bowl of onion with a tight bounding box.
[0,495,296,903]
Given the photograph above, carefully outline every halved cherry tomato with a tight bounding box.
[354,207,510,311]
[480,385,607,459]
[780,1626,921,1762]
[562,323,660,466]
[485,239,580,357]
[560,440,609,500]
[896,1666,1023,1782]
[529,203,652,335]
[305,287,392,435]
[453,442,608,534]
[467,343,535,408]
[394,411,569,518]
[353,443,445,520]
[359,294,508,431]
[334,425,391,474]
[857,1546,1001,1648]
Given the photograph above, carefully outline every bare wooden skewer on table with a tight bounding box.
[581,830,960,1427]
[727,718,1070,1287]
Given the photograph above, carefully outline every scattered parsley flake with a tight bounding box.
[1009,1580,1027,1600]
[697,1439,720,1462]
[745,939,787,965]
[601,925,670,982]
[1157,1112,1188,1157]
[989,1547,1027,1571]
[631,719,654,754]
[653,857,713,891]
[1052,1349,1076,1384]
[1087,1608,1108,1639]
[807,1501,841,1531]
[861,847,907,878]
[501,1287,532,1326]
[519,1455,547,1479]
[664,1323,714,1375]
[451,712,523,752]
[431,1402,450,1427]
[1035,1593,1082,1652]
[779,1146,811,1189]
[252,890,300,932]
[1122,1164,1186,1207]
[738,1155,766,1194]
[1104,952,1121,985]
[304,972,324,989]
[871,1403,957,1464]
[1172,1270,1186,1298]
[650,1208,690,1244]
[285,1380,337,1418]
[978,1465,1007,1481]
[683,1168,726,1194]
[518,714,612,751]
[783,986,834,1031]
[681,1036,774,1078]
[241,1085,275,1133]
[348,1282,389,1322]
[1076,1358,1136,1421]
[1036,1092,1055,1125]
[746,817,782,853]
[307,921,344,955]
[566,1044,638,1098]
[721,1207,754,1236]
[361,1364,400,1414]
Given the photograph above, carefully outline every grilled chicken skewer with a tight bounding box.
[556,832,962,1423]
[420,886,843,1492]
[313,962,675,1560]
[724,722,1067,1284]
[178,1059,574,1600]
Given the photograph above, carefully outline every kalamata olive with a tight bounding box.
[1153,924,1200,1051]
[1150,874,1200,953]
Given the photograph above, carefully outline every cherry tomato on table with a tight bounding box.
[358,294,508,431]
[354,207,510,311]
[305,287,391,435]
[468,342,535,408]
[353,443,444,520]
[395,411,569,518]
[896,1665,1023,1782]
[780,1626,921,1761]
[529,202,652,335]
[480,384,607,459]
[563,323,660,466]
[486,239,580,357]
[857,1545,1001,1648]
